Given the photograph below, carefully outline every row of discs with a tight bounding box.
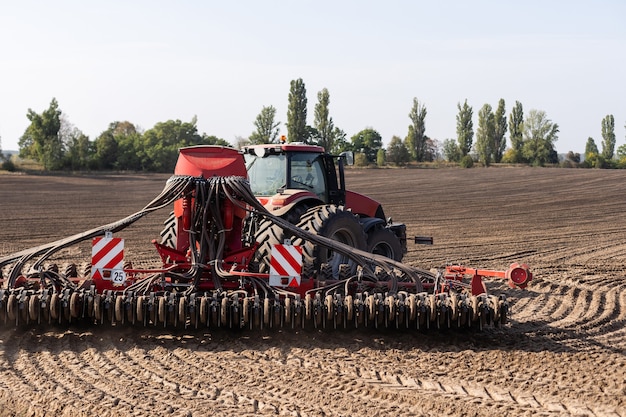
[0,289,508,330]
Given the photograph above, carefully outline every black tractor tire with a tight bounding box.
[251,217,285,273]
[292,205,367,278]
[366,227,403,262]
[160,211,177,248]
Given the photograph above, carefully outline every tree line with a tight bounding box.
[3,98,229,172]
[250,78,625,169]
[1,80,624,172]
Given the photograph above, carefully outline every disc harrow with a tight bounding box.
[0,281,509,330]
[0,172,531,332]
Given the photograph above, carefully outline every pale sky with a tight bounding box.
[1,1,624,154]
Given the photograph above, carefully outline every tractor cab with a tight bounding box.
[243,143,350,218]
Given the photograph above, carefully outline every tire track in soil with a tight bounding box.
[85,334,221,416]
[160,336,429,416]
[485,273,626,416]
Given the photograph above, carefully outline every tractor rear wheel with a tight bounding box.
[292,205,367,277]
[366,227,403,262]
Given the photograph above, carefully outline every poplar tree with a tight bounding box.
[313,88,335,151]
[286,78,308,142]
[493,99,507,163]
[406,98,427,161]
[476,104,495,166]
[508,101,525,151]
[601,114,615,160]
[456,100,473,156]
[585,137,599,160]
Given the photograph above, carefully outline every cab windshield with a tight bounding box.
[244,151,327,200]
[245,153,287,196]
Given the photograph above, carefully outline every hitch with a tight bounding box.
[414,236,433,245]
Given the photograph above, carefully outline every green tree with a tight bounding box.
[351,128,383,163]
[386,135,411,165]
[376,149,386,167]
[585,137,599,161]
[331,128,349,153]
[354,153,369,167]
[507,101,524,162]
[313,88,337,152]
[442,138,461,162]
[493,99,507,163]
[456,99,473,156]
[93,130,119,170]
[19,98,64,170]
[200,134,230,147]
[109,121,145,171]
[249,105,280,144]
[406,98,427,161]
[601,114,616,160]
[521,109,559,166]
[286,78,308,142]
[476,104,495,166]
[142,118,204,172]
[63,124,93,171]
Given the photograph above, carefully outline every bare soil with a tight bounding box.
[0,168,625,417]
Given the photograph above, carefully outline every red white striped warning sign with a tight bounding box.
[91,235,125,284]
[269,243,302,287]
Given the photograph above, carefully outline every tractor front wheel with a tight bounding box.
[366,227,403,262]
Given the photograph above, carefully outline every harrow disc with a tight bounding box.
[29,294,40,322]
[6,294,16,322]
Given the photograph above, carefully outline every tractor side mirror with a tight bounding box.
[339,151,354,166]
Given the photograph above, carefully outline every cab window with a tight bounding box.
[289,153,327,201]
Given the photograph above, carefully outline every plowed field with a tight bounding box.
[0,167,625,417]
